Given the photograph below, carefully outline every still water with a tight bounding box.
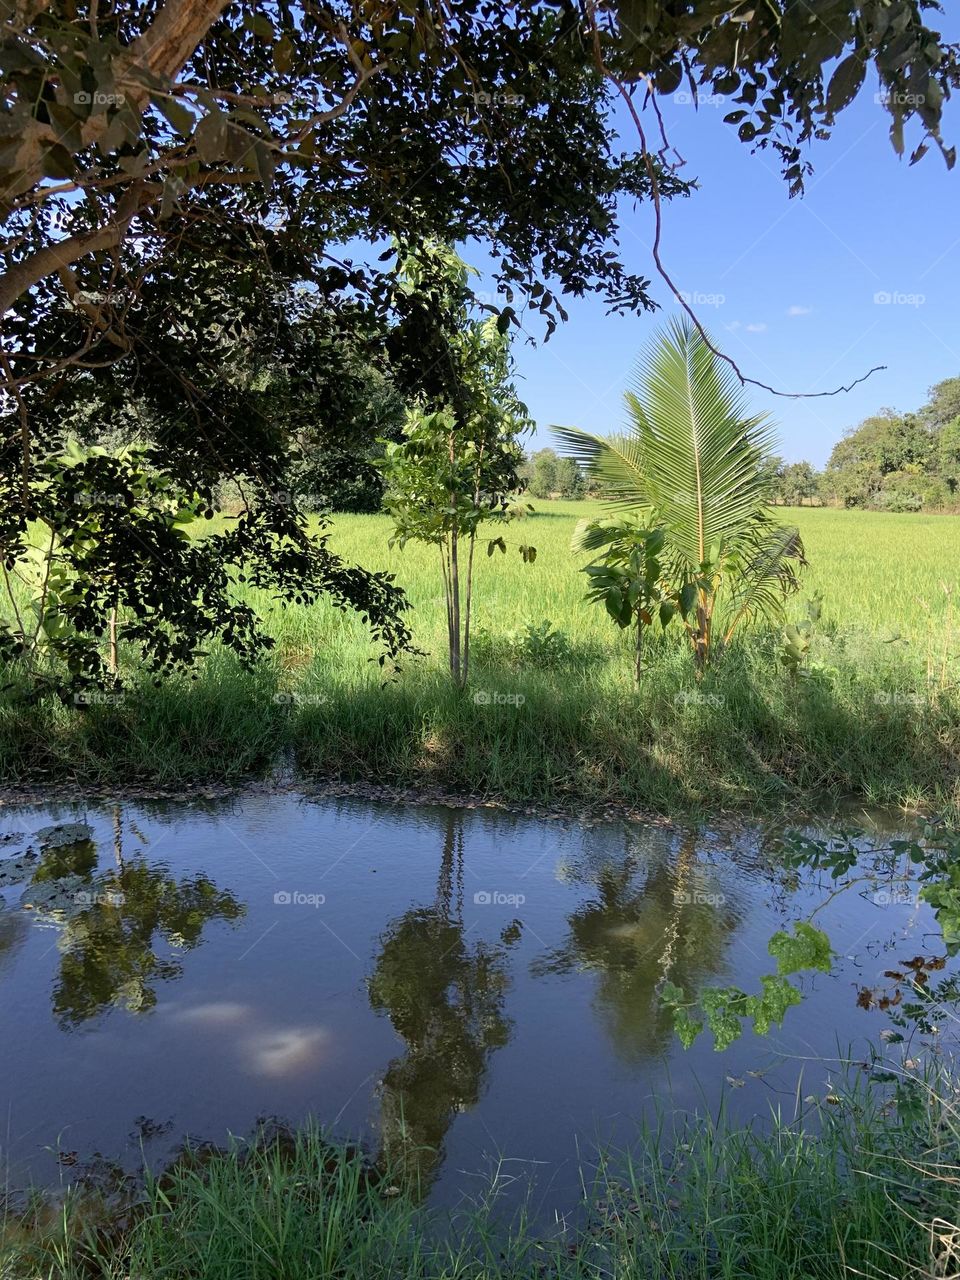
[0,794,945,1210]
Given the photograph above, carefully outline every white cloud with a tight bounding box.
[787,305,813,316]
[745,322,768,333]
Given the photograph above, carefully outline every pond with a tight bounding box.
[0,794,949,1213]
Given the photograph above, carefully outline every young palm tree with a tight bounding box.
[555,318,805,670]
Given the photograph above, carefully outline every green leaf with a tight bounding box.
[745,974,802,1035]
[769,922,832,975]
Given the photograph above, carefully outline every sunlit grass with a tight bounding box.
[1,502,958,814]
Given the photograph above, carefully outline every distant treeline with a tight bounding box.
[771,375,960,513]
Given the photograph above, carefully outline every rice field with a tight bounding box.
[1,502,958,815]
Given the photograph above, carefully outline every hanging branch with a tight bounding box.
[584,0,887,401]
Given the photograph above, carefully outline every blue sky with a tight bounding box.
[472,77,960,467]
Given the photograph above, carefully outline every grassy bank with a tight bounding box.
[1,504,958,816]
[3,1070,956,1280]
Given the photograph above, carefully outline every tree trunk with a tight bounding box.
[109,606,118,675]
[449,528,463,687]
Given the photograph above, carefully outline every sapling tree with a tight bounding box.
[381,244,534,689]
[573,514,670,685]
[559,319,806,675]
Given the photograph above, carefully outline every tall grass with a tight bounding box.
[4,1062,958,1280]
[1,503,958,815]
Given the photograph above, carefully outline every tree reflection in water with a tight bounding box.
[19,806,245,1028]
[533,830,741,1064]
[368,810,514,1192]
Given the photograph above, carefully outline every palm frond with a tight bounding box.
[628,317,777,569]
[551,426,652,510]
[720,521,806,641]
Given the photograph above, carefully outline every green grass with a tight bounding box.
[1,502,958,816]
[3,1068,958,1280]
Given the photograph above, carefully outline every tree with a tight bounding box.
[1,223,417,694]
[17,815,245,1027]
[922,377,960,430]
[531,831,738,1064]
[2,1,957,685]
[939,418,960,495]
[381,243,535,690]
[367,810,512,1190]
[527,449,558,500]
[822,408,948,510]
[554,455,586,499]
[557,319,805,672]
[779,461,820,506]
[524,448,586,499]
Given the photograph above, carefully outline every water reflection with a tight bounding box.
[0,795,950,1208]
[368,810,514,1189]
[11,807,245,1027]
[533,831,741,1063]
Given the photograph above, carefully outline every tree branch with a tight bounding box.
[585,2,887,401]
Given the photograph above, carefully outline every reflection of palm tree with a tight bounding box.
[367,810,512,1192]
[533,833,739,1064]
[24,810,244,1027]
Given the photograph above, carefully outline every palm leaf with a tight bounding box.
[551,426,652,512]
[720,521,806,641]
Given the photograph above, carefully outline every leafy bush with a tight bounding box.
[472,619,573,669]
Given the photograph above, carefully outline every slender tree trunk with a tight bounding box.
[109,606,118,675]
[449,527,463,687]
[462,531,477,688]
[634,613,644,685]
